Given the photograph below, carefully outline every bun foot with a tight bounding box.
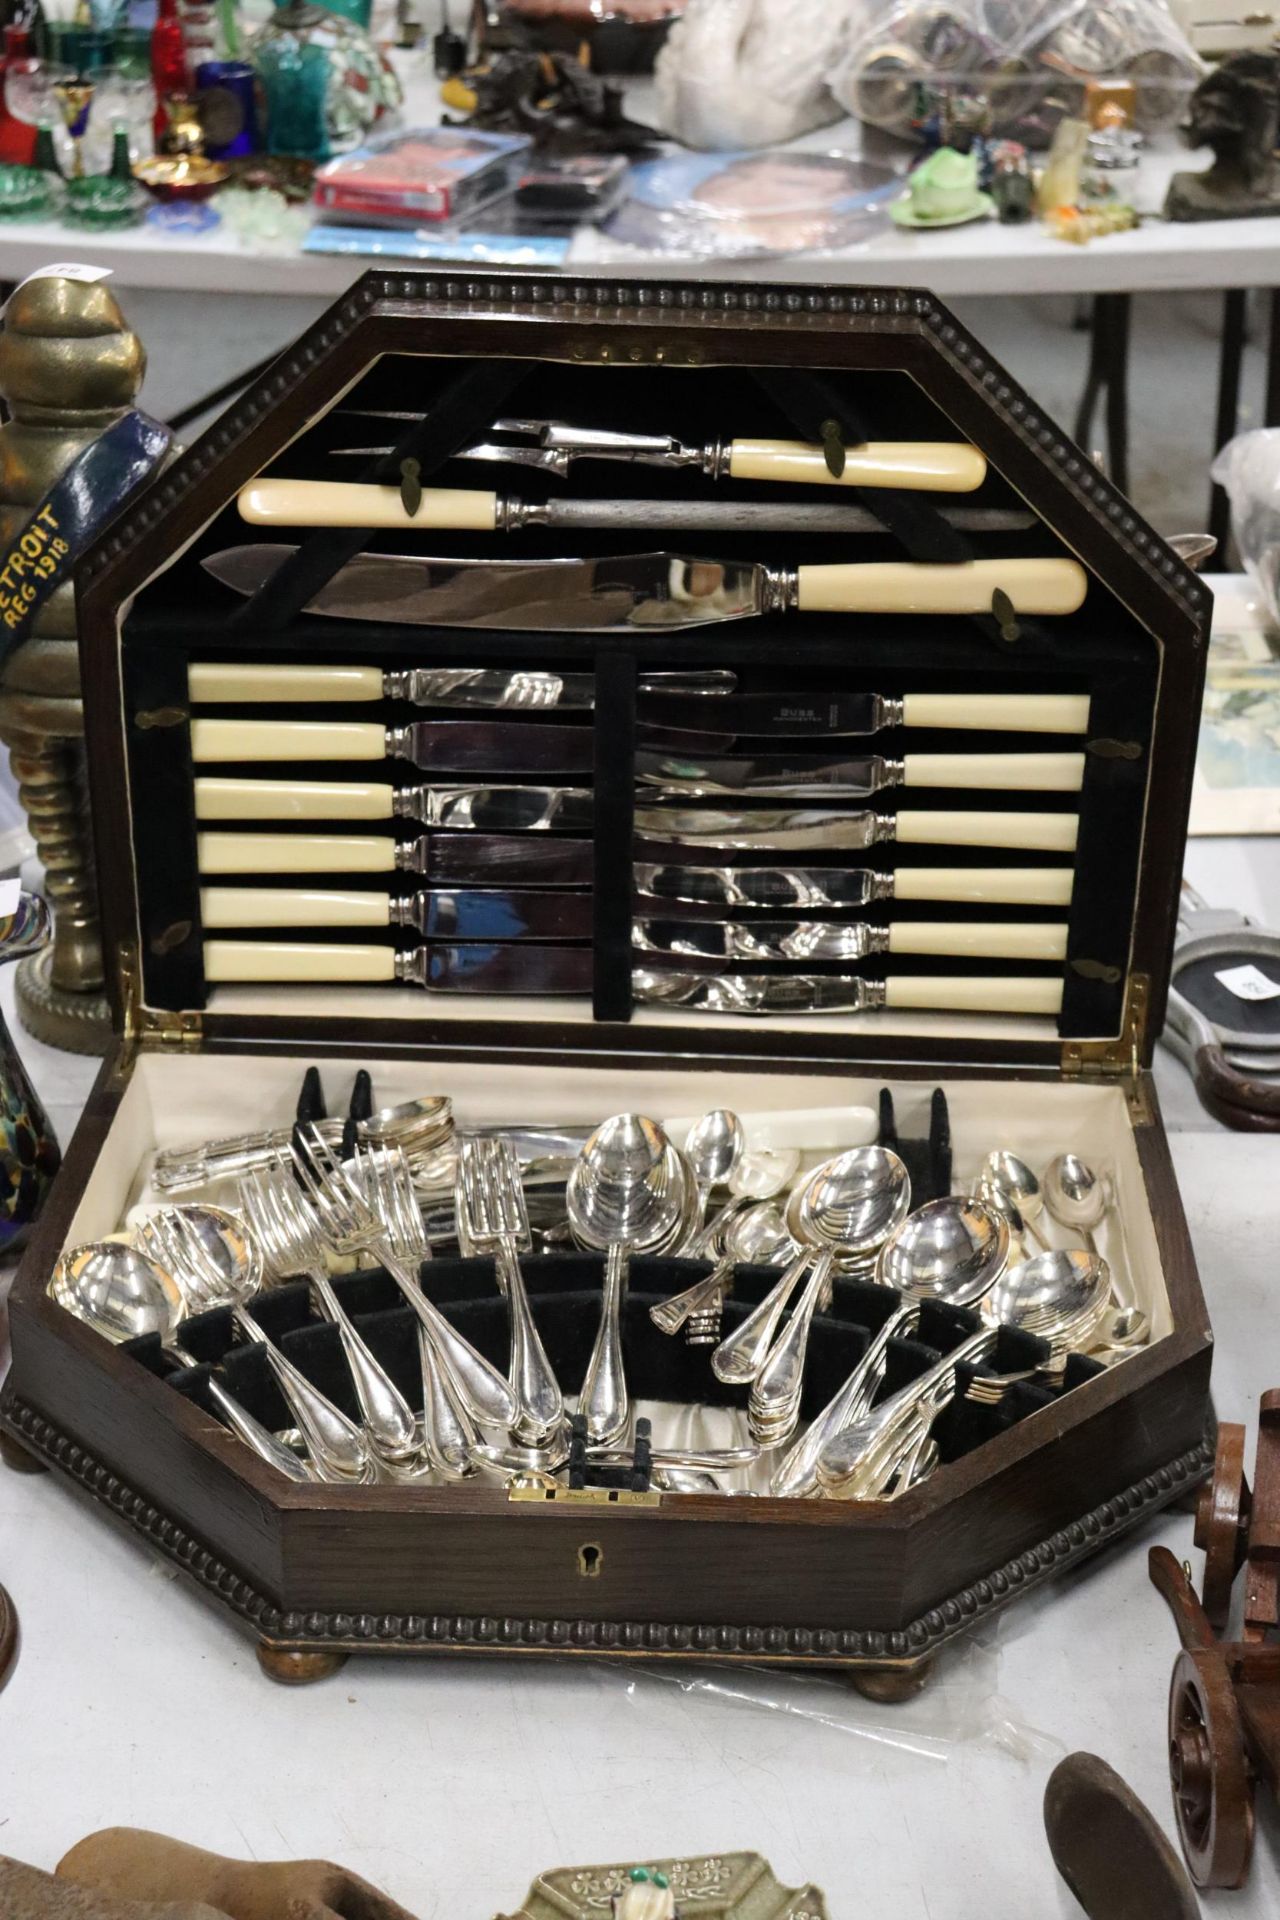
[850,1658,933,1703]
[0,1583,18,1691]
[256,1642,348,1686]
[0,1430,48,1474]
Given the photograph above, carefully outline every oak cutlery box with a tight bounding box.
[1,271,1214,1691]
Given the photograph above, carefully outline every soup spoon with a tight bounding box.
[567,1114,689,1445]
[48,1242,312,1483]
[770,1195,1006,1497]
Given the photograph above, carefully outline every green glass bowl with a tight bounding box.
[62,173,147,227]
[0,163,61,219]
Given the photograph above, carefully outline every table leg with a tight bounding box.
[1073,294,1131,492]
[1209,288,1248,557]
[166,349,285,434]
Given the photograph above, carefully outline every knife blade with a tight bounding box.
[193,778,595,834]
[201,938,1065,1018]
[186,650,1090,739]
[633,749,1086,798]
[197,830,595,884]
[632,918,1070,963]
[632,863,1075,909]
[202,546,1088,629]
[332,416,990,492]
[189,717,596,774]
[200,885,593,941]
[632,806,1079,854]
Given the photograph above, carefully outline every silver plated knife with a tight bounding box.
[196,829,595,882]
[632,806,1079,854]
[201,885,593,941]
[202,546,1088,628]
[632,862,1075,909]
[201,938,1065,1018]
[189,717,597,774]
[193,778,595,833]
[187,653,1090,739]
[633,748,1086,799]
[632,917,1069,963]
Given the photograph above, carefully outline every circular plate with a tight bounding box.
[1168,1648,1255,1889]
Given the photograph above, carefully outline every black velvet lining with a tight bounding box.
[120,354,1160,1041]
[121,1253,1096,1478]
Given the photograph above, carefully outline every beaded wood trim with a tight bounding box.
[0,1389,1213,1668]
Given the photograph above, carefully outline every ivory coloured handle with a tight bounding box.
[726,439,987,493]
[191,719,388,764]
[194,778,398,821]
[902,751,1085,793]
[204,940,396,983]
[189,662,384,704]
[892,867,1074,907]
[896,810,1078,853]
[794,558,1088,616]
[201,887,393,929]
[900,692,1090,734]
[198,832,400,873]
[238,479,499,531]
[887,921,1069,961]
[883,975,1064,1015]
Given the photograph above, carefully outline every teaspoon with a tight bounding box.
[683,1108,744,1243]
[980,1150,1051,1251]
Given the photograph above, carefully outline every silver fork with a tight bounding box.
[457,1136,563,1444]
[240,1164,425,1468]
[293,1128,517,1433]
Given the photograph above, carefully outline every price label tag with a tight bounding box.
[15,262,114,290]
[1214,963,1280,1003]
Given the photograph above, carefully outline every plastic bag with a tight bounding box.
[655,0,856,150]
[1212,429,1280,632]
[829,0,1202,150]
[603,146,899,258]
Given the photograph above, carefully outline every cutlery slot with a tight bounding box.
[591,649,635,1021]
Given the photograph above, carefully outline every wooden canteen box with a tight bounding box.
[0,272,1214,1691]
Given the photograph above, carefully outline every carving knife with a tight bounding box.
[633,918,1069,963]
[186,657,1091,738]
[202,545,1089,627]
[197,829,595,882]
[201,885,593,941]
[329,416,991,491]
[201,937,1065,1018]
[633,863,1074,909]
[633,748,1086,798]
[192,776,1079,852]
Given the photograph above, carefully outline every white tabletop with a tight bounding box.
[0,64,1270,301]
[1,578,1278,1917]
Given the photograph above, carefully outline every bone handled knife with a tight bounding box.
[188,717,595,774]
[635,749,1087,798]
[203,546,1089,626]
[345,416,991,491]
[186,659,1091,739]
[633,918,1070,963]
[193,778,594,832]
[632,863,1075,909]
[634,806,1079,854]
[201,886,593,940]
[202,938,1064,1018]
[197,830,595,883]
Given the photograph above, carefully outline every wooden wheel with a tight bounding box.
[0,1582,17,1692]
[1168,1647,1255,1889]
[1194,1423,1251,1630]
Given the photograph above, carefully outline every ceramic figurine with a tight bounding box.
[891,144,993,228]
[1165,51,1280,223]
[0,275,147,1053]
[1035,116,1088,216]
[612,1869,677,1920]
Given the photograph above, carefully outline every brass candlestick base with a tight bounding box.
[15,949,111,1054]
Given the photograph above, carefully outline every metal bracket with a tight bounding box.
[1061,972,1151,1113]
[507,1472,659,1508]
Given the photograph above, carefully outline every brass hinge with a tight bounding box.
[140,1006,204,1051]
[1061,972,1151,1115]
[507,1472,660,1508]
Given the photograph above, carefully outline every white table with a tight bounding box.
[0,578,1277,1919]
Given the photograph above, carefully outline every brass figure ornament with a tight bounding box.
[0,273,146,1052]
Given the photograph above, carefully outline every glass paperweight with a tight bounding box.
[218,182,312,246]
[251,0,401,161]
[0,160,61,216]
[62,170,146,224]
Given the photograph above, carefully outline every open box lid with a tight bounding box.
[75,270,1212,1082]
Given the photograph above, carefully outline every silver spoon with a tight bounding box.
[749,1147,913,1442]
[650,1198,796,1343]
[683,1108,744,1243]
[980,1150,1051,1251]
[567,1114,689,1445]
[1042,1153,1145,1345]
[714,1146,910,1391]
[690,1145,801,1256]
[48,1242,311,1483]
[771,1197,1009,1499]
[984,1247,1112,1351]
